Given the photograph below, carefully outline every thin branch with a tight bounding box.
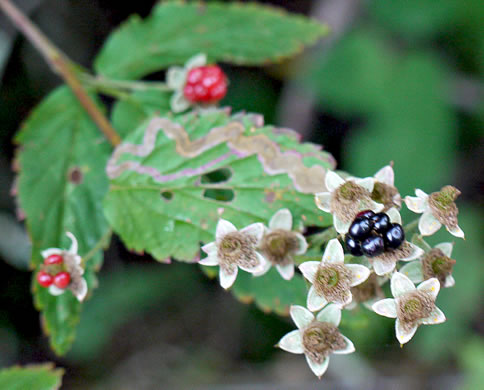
[0,0,121,146]
[79,73,171,93]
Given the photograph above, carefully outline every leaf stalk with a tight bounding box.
[0,0,121,146]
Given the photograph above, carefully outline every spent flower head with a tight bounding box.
[371,164,402,211]
[199,219,267,289]
[299,239,370,311]
[277,304,355,378]
[400,242,456,288]
[404,186,464,239]
[345,272,386,311]
[255,208,308,280]
[372,272,446,344]
[366,208,424,276]
[39,232,87,302]
[315,171,384,234]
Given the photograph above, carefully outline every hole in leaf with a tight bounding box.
[161,191,173,200]
[203,189,234,202]
[201,168,232,184]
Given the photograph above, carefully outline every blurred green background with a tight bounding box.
[0,0,482,389]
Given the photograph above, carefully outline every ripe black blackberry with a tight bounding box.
[345,235,364,257]
[361,234,385,257]
[370,212,390,233]
[348,217,372,240]
[344,210,405,257]
[384,223,405,249]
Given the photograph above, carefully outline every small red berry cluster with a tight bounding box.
[183,65,227,103]
[37,254,71,289]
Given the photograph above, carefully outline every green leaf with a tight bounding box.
[344,54,456,199]
[104,110,334,262]
[69,264,202,361]
[308,30,394,115]
[0,364,63,390]
[104,110,332,316]
[232,268,307,316]
[15,86,111,355]
[459,337,484,390]
[201,265,307,316]
[111,89,172,138]
[95,1,329,79]
[307,30,457,201]
[369,0,459,39]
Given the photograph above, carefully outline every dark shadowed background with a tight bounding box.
[0,0,483,389]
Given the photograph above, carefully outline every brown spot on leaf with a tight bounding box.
[238,295,254,304]
[265,191,276,203]
[195,25,207,34]
[68,167,83,184]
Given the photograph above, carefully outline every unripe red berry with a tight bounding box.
[355,210,375,219]
[53,272,71,289]
[44,254,63,265]
[37,271,53,287]
[183,65,227,103]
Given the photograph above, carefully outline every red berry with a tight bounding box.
[53,272,71,289]
[37,271,53,287]
[44,254,63,265]
[183,65,227,103]
[355,210,375,219]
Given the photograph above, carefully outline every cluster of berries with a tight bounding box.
[36,254,71,289]
[183,65,227,103]
[344,210,405,257]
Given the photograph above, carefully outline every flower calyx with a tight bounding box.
[277,304,355,378]
[404,187,464,239]
[372,272,446,344]
[299,239,370,311]
[256,209,308,280]
[200,219,267,289]
[315,171,384,234]
[400,242,456,288]
[371,165,402,211]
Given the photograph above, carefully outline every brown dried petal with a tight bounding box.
[330,181,373,223]
[428,186,461,229]
[397,290,435,329]
[351,272,384,303]
[218,231,259,270]
[303,321,346,363]
[422,248,456,285]
[314,264,351,304]
[372,182,401,211]
[259,229,299,266]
